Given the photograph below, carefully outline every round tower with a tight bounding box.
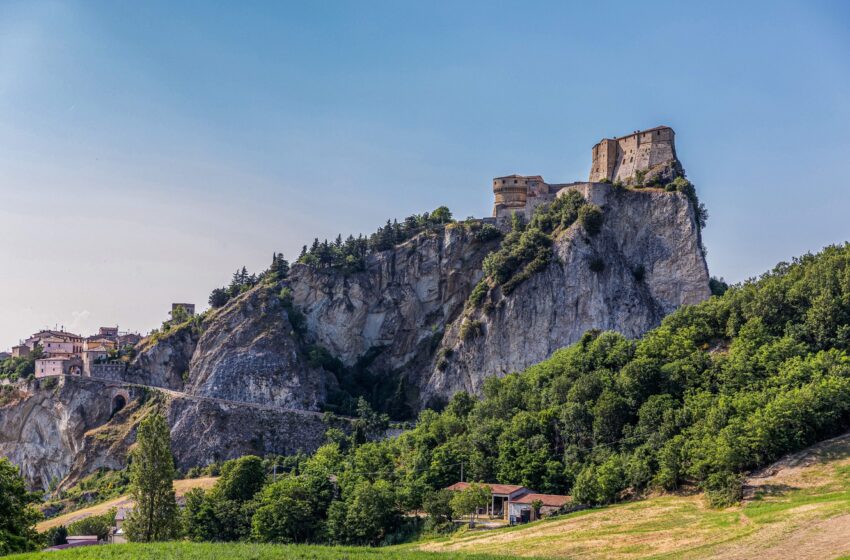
[492,175,529,217]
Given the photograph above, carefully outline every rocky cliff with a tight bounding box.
[0,182,710,490]
[423,183,710,400]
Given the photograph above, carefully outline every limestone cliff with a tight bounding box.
[0,376,329,489]
[423,183,710,400]
[0,183,709,490]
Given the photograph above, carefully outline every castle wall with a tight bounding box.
[590,127,676,184]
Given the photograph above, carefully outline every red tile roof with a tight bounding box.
[445,482,529,496]
[512,493,571,507]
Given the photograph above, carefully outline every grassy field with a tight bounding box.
[420,432,850,560]
[8,542,520,560]
[37,477,218,532]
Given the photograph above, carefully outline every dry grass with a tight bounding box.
[37,476,217,531]
[420,433,850,559]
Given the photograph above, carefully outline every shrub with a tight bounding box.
[460,320,483,342]
[579,204,604,236]
[468,280,489,308]
[68,509,115,541]
[703,471,743,507]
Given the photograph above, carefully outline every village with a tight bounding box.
[0,304,195,380]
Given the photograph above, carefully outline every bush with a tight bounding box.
[460,320,483,342]
[467,280,489,309]
[68,509,115,541]
[579,205,604,236]
[704,471,743,507]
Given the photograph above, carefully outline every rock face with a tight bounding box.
[0,183,710,490]
[289,225,498,375]
[424,183,710,399]
[187,286,328,409]
[0,376,330,489]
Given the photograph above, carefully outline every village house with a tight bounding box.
[445,482,571,524]
[508,493,572,523]
[35,356,83,378]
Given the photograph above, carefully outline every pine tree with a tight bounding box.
[125,413,180,542]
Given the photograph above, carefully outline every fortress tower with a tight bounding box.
[492,125,683,219]
[589,126,678,184]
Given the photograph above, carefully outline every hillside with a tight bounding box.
[0,184,709,491]
[420,430,850,559]
[36,477,218,532]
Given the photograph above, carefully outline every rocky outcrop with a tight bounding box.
[423,183,710,400]
[0,376,331,489]
[187,286,328,410]
[289,224,498,377]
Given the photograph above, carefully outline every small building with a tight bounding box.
[11,345,30,358]
[170,303,196,318]
[445,482,532,520]
[45,535,100,550]
[508,493,572,523]
[445,482,571,524]
[98,326,119,338]
[35,356,83,378]
[109,507,131,544]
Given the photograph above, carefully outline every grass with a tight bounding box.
[38,477,218,532]
[8,542,522,560]
[419,432,850,559]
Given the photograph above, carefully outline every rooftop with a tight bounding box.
[512,493,571,507]
[445,481,529,495]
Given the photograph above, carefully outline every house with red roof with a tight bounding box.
[444,481,571,523]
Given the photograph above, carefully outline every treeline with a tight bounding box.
[0,345,42,381]
[296,206,454,272]
[207,207,458,309]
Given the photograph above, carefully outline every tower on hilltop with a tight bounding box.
[589,126,680,184]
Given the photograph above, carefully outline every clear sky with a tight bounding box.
[1,0,849,348]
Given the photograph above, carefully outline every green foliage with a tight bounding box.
[209,264,265,309]
[480,191,592,297]
[42,525,67,547]
[44,468,129,517]
[215,456,266,503]
[67,509,115,541]
[125,413,180,542]
[422,489,454,527]
[578,204,604,236]
[327,479,402,546]
[0,458,42,554]
[709,276,729,297]
[0,345,42,381]
[450,483,491,525]
[460,320,483,342]
[297,207,455,272]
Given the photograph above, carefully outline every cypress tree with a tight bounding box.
[125,413,180,542]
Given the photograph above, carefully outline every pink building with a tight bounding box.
[35,356,83,378]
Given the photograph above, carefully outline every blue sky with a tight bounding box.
[1,0,849,346]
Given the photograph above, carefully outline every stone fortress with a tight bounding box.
[492,125,682,219]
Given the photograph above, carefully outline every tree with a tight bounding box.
[208,287,229,308]
[531,498,543,520]
[251,477,318,543]
[44,525,67,547]
[124,413,180,542]
[327,479,401,546]
[216,455,266,503]
[450,483,491,527]
[422,489,454,527]
[0,458,41,554]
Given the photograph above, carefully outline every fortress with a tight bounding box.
[493,125,682,218]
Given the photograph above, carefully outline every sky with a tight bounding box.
[1,0,849,348]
